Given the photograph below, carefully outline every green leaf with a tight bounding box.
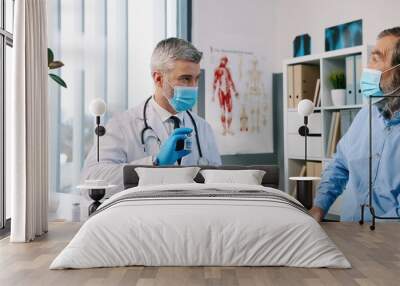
[49,73,67,88]
[329,71,345,89]
[49,61,64,69]
[48,48,54,65]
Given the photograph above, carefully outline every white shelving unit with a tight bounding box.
[282,45,371,216]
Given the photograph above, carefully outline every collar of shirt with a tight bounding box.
[381,110,400,127]
[150,96,184,124]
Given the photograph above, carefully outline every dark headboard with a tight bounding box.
[123,165,280,190]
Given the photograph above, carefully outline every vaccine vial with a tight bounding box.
[184,134,192,151]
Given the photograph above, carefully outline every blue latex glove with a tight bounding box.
[155,127,193,165]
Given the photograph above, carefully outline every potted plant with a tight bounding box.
[48,48,67,88]
[329,71,346,106]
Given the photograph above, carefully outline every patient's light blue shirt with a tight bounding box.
[314,105,400,221]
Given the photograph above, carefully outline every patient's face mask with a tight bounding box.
[163,77,198,113]
[361,63,400,97]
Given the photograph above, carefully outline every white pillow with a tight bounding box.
[200,169,266,185]
[135,167,200,186]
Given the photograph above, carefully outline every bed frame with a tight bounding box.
[123,165,280,190]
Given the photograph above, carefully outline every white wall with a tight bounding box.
[272,0,400,72]
[193,0,400,74]
[192,0,275,78]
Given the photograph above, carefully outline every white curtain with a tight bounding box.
[10,0,49,242]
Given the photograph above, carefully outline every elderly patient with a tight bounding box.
[310,27,400,222]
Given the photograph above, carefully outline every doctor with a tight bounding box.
[81,38,221,188]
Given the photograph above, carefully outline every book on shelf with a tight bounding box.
[300,165,306,177]
[326,112,337,156]
[313,79,321,107]
[330,114,337,156]
[317,90,321,107]
[327,112,341,157]
[332,114,341,155]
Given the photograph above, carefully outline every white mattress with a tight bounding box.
[50,183,351,269]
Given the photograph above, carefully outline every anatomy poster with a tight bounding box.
[205,46,273,155]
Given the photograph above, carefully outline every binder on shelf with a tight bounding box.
[345,56,356,105]
[355,54,363,105]
[340,110,352,138]
[287,65,295,108]
[293,64,320,107]
[293,65,302,107]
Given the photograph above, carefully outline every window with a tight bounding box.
[0,0,14,231]
[47,0,179,220]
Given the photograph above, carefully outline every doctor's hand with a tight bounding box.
[155,127,193,166]
[309,206,324,223]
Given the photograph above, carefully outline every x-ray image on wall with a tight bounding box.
[293,34,311,57]
[325,19,363,52]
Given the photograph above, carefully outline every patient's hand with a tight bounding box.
[309,207,324,222]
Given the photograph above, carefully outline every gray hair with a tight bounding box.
[378,27,400,67]
[376,27,400,119]
[150,38,203,73]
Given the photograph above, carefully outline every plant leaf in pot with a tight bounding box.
[329,71,346,106]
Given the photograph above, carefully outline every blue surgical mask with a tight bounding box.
[360,68,384,97]
[168,86,198,112]
[361,64,400,97]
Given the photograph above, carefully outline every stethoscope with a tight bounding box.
[140,96,209,165]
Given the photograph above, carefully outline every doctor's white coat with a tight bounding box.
[81,98,221,191]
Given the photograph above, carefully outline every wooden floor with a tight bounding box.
[0,222,399,286]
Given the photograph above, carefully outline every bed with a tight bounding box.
[50,165,350,269]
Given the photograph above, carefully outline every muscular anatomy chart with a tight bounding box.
[205,46,272,155]
[212,56,239,136]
